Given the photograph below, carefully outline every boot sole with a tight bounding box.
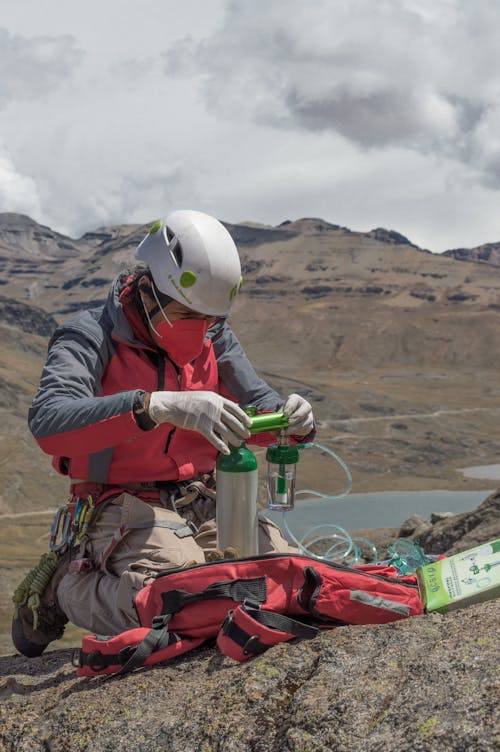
[11,615,50,657]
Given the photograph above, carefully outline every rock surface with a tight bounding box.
[0,600,497,752]
[405,488,500,555]
[444,242,500,266]
[0,295,58,337]
[1,495,499,752]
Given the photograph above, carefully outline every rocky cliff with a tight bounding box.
[444,241,500,267]
[402,488,500,556]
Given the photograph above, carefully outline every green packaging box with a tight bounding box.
[417,539,500,613]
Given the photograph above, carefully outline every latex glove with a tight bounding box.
[283,393,314,437]
[148,391,251,454]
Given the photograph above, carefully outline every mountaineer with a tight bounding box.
[12,209,314,657]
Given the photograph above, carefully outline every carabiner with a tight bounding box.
[50,505,72,552]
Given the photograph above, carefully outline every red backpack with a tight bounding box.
[77,553,422,677]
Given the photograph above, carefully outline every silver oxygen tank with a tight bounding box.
[216,442,259,556]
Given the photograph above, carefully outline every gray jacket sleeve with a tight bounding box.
[28,310,142,453]
[208,320,283,411]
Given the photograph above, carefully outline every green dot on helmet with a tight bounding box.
[148,220,162,235]
[180,270,197,288]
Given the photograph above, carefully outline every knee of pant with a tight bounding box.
[101,499,207,575]
[258,515,297,554]
[127,543,206,576]
[56,571,87,611]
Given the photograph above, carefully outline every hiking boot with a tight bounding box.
[222,546,240,560]
[205,546,240,563]
[11,550,72,658]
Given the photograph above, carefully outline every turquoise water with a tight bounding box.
[265,489,492,537]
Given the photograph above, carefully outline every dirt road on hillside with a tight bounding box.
[331,406,500,425]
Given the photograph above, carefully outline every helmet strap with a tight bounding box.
[151,283,174,329]
[139,282,174,337]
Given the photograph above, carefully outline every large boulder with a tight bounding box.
[0,599,497,752]
[404,489,500,555]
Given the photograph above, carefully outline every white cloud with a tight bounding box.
[0,0,500,251]
[0,27,83,108]
[164,0,500,184]
[0,145,42,218]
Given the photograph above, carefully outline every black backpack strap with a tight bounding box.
[161,577,267,615]
[78,615,179,677]
[115,615,174,675]
[217,600,318,662]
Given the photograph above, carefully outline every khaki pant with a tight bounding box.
[57,493,295,635]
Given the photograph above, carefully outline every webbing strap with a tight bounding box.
[230,605,318,644]
[115,615,175,676]
[218,601,319,661]
[78,619,179,675]
[161,577,267,615]
[130,520,194,538]
[222,620,268,657]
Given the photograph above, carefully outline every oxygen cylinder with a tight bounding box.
[216,442,259,556]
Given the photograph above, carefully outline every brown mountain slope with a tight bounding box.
[0,213,84,258]
[1,212,500,517]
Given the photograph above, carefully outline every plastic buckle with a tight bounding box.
[221,610,234,636]
[242,635,262,656]
[152,614,171,630]
[242,599,261,612]
[87,650,107,672]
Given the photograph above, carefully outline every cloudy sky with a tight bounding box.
[1,0,499,252]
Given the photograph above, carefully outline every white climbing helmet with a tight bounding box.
[135,210,242,317]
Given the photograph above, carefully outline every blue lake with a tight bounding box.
[265,489,492,536]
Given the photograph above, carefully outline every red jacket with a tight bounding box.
[29,274,285,484]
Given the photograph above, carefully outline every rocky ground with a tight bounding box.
[0,492,498,751]
[0,600,498,752]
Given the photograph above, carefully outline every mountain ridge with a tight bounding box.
[444,241,500,266]
[2,211,498,261]
[1,211,499,320]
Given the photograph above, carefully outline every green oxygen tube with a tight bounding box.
[215,411,292,556]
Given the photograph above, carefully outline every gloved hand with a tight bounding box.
[283,393,315,437]
[148,391,251,454]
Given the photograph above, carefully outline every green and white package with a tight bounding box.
[417,539,500,613]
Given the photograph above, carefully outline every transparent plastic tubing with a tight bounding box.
[272,442,378,565]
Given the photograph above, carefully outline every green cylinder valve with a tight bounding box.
[247,411,289,435]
